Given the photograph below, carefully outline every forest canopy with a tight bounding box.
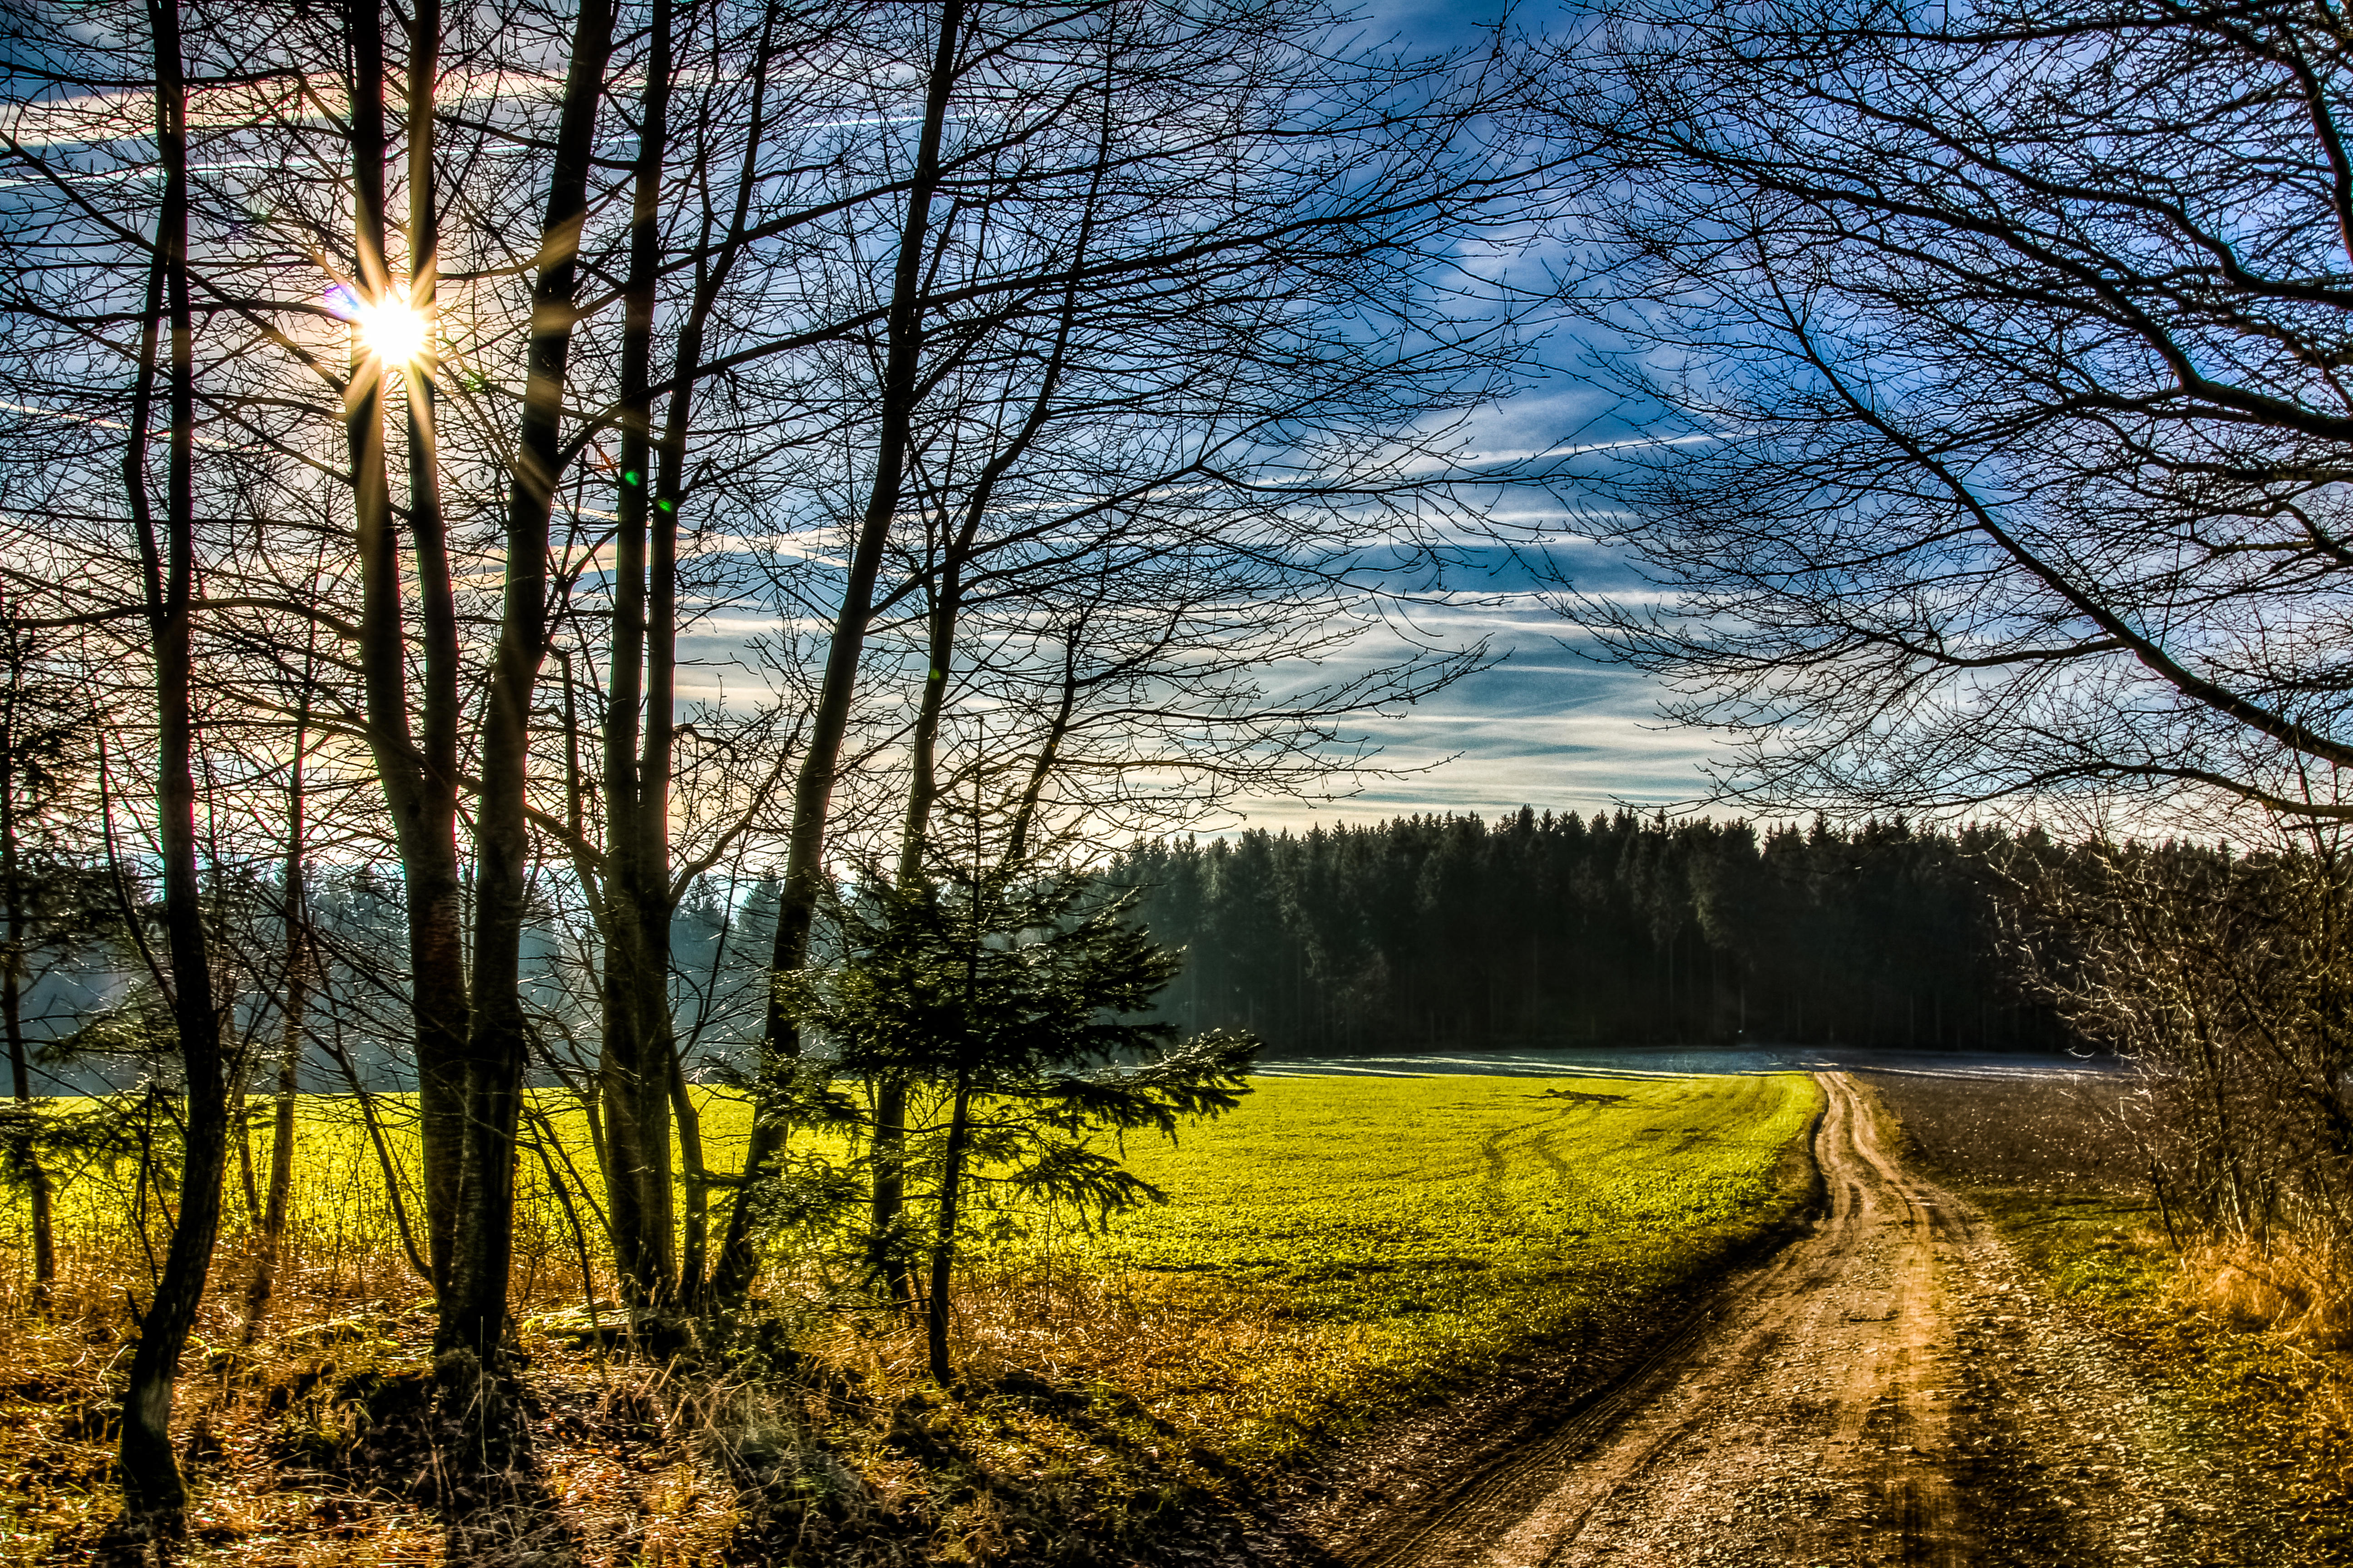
[1112,809,2073,1056]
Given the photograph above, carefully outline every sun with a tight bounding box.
[353,297,430,366]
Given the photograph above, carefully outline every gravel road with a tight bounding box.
[1268,1071,2289,1568]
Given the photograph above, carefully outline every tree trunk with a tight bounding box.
[243,672,309,1341]
[114,0,229,1532]
[444,0,618,1361]
[926,1067,972,1386]
[668,1050,708,1301]
[2,927,53,1303]
[709,0,968,1309]
[862,104,1100,1309]
[633,5,787,1312]
[341,0,467,1309]
[0,625,54,1305]
[867,589,959,1308]
[403,0,470,1310]
[599,0,678,1314]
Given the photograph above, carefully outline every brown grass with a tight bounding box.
[0,1076,1821,1564]
[1852,1068,2353,1560]
[2176,1238,2353,1346]
[0,1217,739,1568]
[0,1222,1359,1567]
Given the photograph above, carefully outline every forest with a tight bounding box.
[1114,811,2071,1056]
[9,809,2075,1108]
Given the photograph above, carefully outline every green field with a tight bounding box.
[1054,1071,1822,1460]
[1105,1070,1819,1282]
[1,1071,1817,1326]
[0,1070,1820,1565]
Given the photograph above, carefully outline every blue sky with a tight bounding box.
[1232,510,1725,833]
[1206,0,1737,833]
[653,0,1730,838]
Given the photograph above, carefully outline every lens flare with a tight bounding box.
[354,298,430,366]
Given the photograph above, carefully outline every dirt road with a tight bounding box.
[1281,1072,2284,1568]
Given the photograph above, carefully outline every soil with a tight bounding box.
[1233,1072,2292,1568]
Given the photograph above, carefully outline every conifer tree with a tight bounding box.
[776,866,1255,1384]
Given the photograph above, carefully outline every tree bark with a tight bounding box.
[114,0,229,1533]
[343,0,467,1310]
[402,0,470,1308]
[243,670,309,1342]
[444,0,618,1360]
[0,618,55,1304]
[599,0,677,1313]
[926,1066,972,1386]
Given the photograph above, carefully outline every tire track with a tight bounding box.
[1281,1072,2279,1568]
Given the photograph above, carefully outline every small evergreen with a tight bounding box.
[777,864,1256,1384]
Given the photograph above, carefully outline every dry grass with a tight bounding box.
[1854,1068,2353,1561]
[0,1227,745,1568]
[0,1218,1438,1564]
[2177,1238,2353,1346]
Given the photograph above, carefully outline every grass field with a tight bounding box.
[0,1070,1820,1565]
[884,1072,1823,1477]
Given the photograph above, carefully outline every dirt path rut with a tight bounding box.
[1290,1072,2284,1568]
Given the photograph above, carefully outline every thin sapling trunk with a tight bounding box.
[112,0,231,1533]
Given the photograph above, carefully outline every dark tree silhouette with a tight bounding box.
[1114,811,2067,1056]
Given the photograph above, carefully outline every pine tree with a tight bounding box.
[777,865,1255,1384]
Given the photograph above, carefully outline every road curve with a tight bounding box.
[1296,1071,2282,1568]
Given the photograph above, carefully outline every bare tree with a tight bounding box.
[0,0,1563,1396]
[0,600,90,1307]
[239,635,317,1340]
[707,0,1557,1305]
[2005,827,2353,1315]
[1537,0,2353,826]
[108,0,231,1538]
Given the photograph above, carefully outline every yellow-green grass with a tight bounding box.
[748,1070,1822,1501]
[3,1073,1814,1331]
[0,1072,1820,1564]
[1,1089,765,1312]
[1053,1072,1820,1462]
[1102,1071,1818,1284]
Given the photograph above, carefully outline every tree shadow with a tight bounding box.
[1535,1088,1631,1106]
[264,1351,579,1568]
[428,1352,580,1568]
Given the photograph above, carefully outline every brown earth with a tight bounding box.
[1246,1071,2289,1568]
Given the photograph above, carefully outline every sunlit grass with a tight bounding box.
[0,1071,1821,1563]
[803,1072,1821,1475]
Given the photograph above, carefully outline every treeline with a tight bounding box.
[7,864,783,1097]
[1114,809,2073,1055]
